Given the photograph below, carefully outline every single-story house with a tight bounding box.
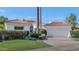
[4,20,37,31]
[44,22,71,38]
[4,20,72,38]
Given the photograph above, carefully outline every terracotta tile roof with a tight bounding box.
[6,20,35,24]
[45,22,68,26]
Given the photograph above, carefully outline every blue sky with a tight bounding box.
[0,7,79,24]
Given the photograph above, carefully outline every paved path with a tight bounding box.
[32,38,79,51]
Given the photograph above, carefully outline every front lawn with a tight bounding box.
[72,38,79,41]
[0,40,51,51]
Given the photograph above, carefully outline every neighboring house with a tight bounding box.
[75,24,79,29]
[44,22,71,38]
[4,20,37,31]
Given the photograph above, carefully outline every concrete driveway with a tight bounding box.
[32,37,79,51]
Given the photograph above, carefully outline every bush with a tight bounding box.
[0,30,29,40]
[39,29,47,35]
[30,33,40,38]
[70,30,79,38]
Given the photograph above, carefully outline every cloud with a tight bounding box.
[9,16,36,20]
[42,16,65,23]
[26,16,36,19]
[52,16,65,21]
[26,16,35,19]
[54,17,64,20]
[42,16,65,20]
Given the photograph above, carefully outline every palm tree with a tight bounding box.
[0,16,8,30]
[66,13,77,30]
[0,16,8,41]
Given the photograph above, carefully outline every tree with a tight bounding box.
[0,16,8,41]
[0,16,8,30]
[66,13,77,30]
[0,16,8,22]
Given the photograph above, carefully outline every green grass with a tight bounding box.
[0,40,51,51]
[72,38,79,41]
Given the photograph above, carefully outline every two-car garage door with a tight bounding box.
[46,26,71,38]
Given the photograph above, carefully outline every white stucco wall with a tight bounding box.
[5,22,36,31]
[32,22,37,29]
[45,26,71,38]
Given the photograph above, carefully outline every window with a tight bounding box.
[14,26,24,30]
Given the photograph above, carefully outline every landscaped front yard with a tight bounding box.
[0,40,51,51]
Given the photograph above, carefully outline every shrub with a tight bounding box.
[0,30,29,40]
[30,33,40,38]
[70,30,79,38]
[39,29,47,35]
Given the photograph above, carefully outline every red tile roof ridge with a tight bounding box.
[6,20,35,24]
[45,22,69,26]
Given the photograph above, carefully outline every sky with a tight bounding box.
[0,7,79,24]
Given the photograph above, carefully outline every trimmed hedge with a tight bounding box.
[0,30,29,40]
[0,29,47,40]
[70,30,79,38]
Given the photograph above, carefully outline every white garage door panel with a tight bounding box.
[46,26,71,38]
